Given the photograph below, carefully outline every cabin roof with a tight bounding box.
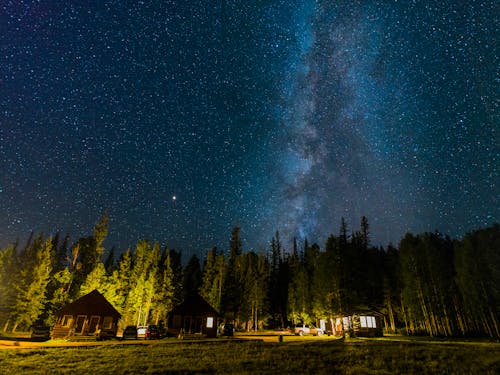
[169,293,218,316]
[59,290,121,319]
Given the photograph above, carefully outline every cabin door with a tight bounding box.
[89,316,100,333]
[75,315,86,334]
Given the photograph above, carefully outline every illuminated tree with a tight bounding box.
[152,248,175,325]
[200,247,224,312]
[12,236,54,331]
[0,244,16,331]
[105,248,132,316]
[79,261,108,297]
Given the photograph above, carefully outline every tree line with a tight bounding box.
[0,213,498,338]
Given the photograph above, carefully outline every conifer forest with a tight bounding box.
[0,213,498,339]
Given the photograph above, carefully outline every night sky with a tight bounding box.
[1,1,498,256]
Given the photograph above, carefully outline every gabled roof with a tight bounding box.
[59,290,121,319]
[169,293,218,316]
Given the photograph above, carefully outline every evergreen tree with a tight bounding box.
[106,248,133,319]
[382,244,399,334]
[69,213,109,299]
[104,247,117,274]
[0,244,16,331]
[122,240,158,326]
[79,262,108,297]
[221,227,244,322]
[200,247,224,312]
[183,254,202,299]
[168,249,184,307]
[239,252,268,331]
[12,236,54,331]
[267,231,288,327]
[152,248,176,325]
[360,215,370,250]
[141,242,161,325]
[287,244,309,324]
[455,224,500,338]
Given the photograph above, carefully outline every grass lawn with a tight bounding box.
[0,336,498,374]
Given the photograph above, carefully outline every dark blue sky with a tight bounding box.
[1,1,498,256]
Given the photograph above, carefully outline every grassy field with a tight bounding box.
[0,336,499,374]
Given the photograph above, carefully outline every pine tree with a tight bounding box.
[12,236,54,331]
[360,216,370,250]
[267,231,288,327]
[69,213,109,299]
[221,227,244,321]
[183,254,202,299]
[200,247,224,311]
[152,248,175,325]
[239,252,268,331]
[105,248,132,317]
[0,244,16,331]
[287,248,309,324]
[122,240,156,326]
[104,247,117,274]
[455,224,500,338]
[79,262,108,297]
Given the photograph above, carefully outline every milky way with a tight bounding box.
[0,1,497,255]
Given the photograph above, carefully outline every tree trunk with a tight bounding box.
[386,296,396,333]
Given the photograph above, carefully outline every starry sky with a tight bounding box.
[1,1,498,256]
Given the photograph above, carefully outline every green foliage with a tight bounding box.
[455,224,500,338]
[0,244,16,330]
[200,248,224,312]
[151,248,175,325]
[1,214,498,340]
[79,262,108,297]
[12,236,54,331]
[121,240,160,326]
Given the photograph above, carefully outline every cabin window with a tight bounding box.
[62,315,72,327]
[206,317,214,328]
[360,316,376,328]
[102,316,113,329]
[342,316,351,329]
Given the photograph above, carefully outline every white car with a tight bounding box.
[294,324,324,336]
[137,326,148,338]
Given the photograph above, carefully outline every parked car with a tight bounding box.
[121,326,138,340]
[30,325,51,341]
[137,326,148,338]
[217,323,235,337]
[145,325,160,339]
[294,324,324,336]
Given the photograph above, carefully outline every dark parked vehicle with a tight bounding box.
[145,325,160,339]
[218,323,234,337]
[121,325,138,340]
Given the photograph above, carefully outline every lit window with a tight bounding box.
[360,316,376,328]
[206,317,214,328]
